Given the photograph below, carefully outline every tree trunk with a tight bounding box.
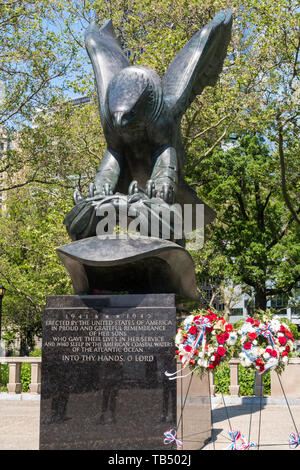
[255,288,267,311]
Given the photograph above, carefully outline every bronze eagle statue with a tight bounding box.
[65,10,233,241]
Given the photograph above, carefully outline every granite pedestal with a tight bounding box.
[40,294,177,450]
[40,294,211,450]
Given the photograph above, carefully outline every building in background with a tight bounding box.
[199,279,300,326]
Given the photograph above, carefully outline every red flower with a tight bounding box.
[282,351,288,357]
[206,326,213,333]
[193,315,200,321]
[248,332,257,340]
[255,359,264,366]
[189,326,198,335]
[246,318,254,324]
[205,314,214,323]
[244,342,252,350]
[225,324,233,332]
[285,330,294,341]
[185,345,192,352]
[253,319,260,327]
[214,353,221,364]
[279,336,287,346]
[259,365,265,373]
[280,325,286,333]
[217,346,226,357]
[216,334,226,344]
[271,350,278,358]
[285,345,290,353]
[208,363,216,370]
[266,348,273,354]
[189,359,195,366]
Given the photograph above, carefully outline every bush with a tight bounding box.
[0,348,42,392]
[0,364,8,392]
[214,366,271,396]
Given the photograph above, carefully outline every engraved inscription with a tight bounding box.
[44,312,173,363]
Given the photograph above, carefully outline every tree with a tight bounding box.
[0,0,83,192]
[192,133,300,310]
[0,183,73,353]
[0,0,299,350]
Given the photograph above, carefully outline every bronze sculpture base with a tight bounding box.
[57,235,199,300]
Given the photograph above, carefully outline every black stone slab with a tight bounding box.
[40,294,177,450]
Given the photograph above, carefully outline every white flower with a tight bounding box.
[198,358,208,368]
[183,315,194,329]
[178,344,185,352]
[238,329,242,335]
[263,352,270,360]
[282,356,288,364]
[270,319,280,332]
[266,357,279,369]
[228,332,237,346]
[240,323,254,334]
[175,332,183,346]
[253,340,258,346]
[241,356,252,367]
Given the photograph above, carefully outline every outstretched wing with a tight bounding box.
[85,20,130,122]
[163,10,233,118]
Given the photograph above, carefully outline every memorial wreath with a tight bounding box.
[237,312,295,375]
[170,309,237,377]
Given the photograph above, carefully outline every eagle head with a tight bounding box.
[107,66,163,130]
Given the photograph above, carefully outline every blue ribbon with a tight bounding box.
[193,317,211,352]
[260,323,275,347]
[225,430,241,450]
[240,434,257,450]
[288,432,300,449]
[163,429,183,449]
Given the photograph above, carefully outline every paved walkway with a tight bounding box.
[0,398,299,450]
[203,401,300,450]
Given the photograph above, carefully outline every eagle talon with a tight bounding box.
[88,183,95,197]
[159,183,175,205]
[128,180,139,195]
[146,179,155,198]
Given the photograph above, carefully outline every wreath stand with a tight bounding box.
[209,370,300,450]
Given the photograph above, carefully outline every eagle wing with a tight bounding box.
[85,20,130,123]
[163,10,233,119]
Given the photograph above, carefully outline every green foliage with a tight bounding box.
[214,366,271,396]
[0,349,41,392]
[29,349,42,357]
[0,1,299,347]
[192,133,300,310]
[0,364,8,392]
[20,363,31,392]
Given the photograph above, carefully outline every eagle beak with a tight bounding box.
[113,112,123,127]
